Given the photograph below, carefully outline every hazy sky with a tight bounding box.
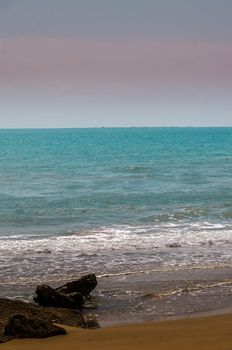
[0,0,231,127]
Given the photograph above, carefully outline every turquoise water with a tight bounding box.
[0,128,232,287]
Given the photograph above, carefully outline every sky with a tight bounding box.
[0,0,232,127]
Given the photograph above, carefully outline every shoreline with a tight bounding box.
[1,266,232,328]
[100,304,232,328]
[1,264,232,348]
[91,266,232,327]
[2,312,232,349]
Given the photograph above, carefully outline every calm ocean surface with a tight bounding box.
[0,127,232,288]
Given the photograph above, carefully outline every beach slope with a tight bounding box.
[1,313,232,350]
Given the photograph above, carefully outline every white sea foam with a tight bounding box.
[0,222,232,256]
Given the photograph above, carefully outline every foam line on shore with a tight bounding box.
[0,262,232,286]
[97,262,232,278]
[141,280,232,299]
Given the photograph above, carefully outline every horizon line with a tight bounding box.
[0,126,232,130]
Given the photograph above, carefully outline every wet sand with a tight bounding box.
[2,266,232,327]
[2,313,232,350]
[1,266,232,349]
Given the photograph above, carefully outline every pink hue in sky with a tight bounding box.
[0,2,231,127]
[1,38,232,92]
[1,37,231,128]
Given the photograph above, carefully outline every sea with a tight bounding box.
[1,127,232,324]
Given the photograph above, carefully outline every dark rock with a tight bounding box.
[34,284,84,309]
[0,276,98,342]
[37,249,52,254]
[166,243,182,248]
[56,274,97,296]
[0,297,86,342]
[4,314,66,339]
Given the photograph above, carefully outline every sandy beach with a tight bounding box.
[2,313,232,350]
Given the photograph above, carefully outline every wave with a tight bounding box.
[1,221,232,287]
[0,221,232,256]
